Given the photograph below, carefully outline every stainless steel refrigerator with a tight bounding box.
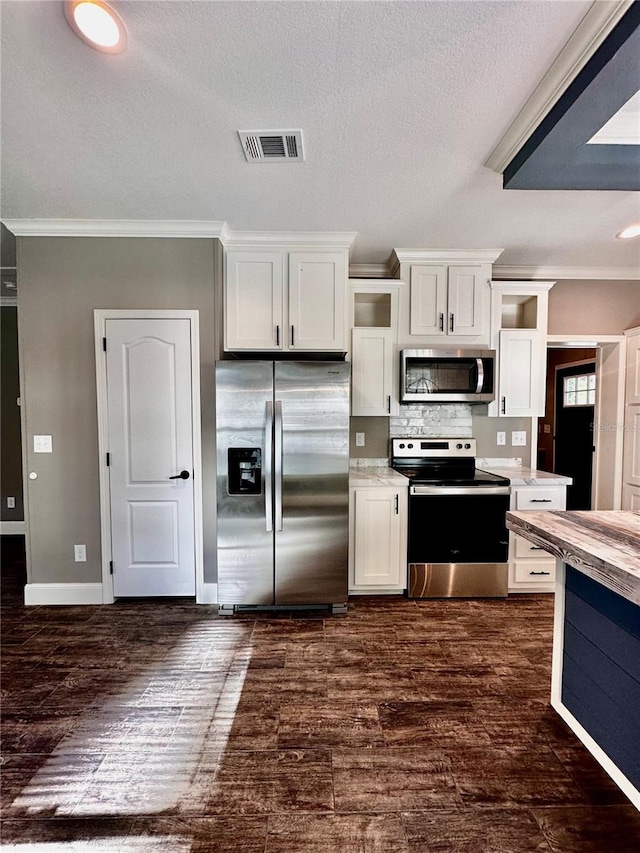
[215,360,350,615]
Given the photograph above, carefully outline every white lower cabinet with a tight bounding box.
[349,486,407,593]
[508,484,566,592]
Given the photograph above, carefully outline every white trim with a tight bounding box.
[0,521,25,534]
[220,230,357,248]
[547,334,624,345]
[551,562,640,811]
[24,583,104,606]
[349,263,390,279]
[199,583,218,605]
[485,0,635,173]
[493,265,640,281]
[5,220,227,238]
[94,309,204,605]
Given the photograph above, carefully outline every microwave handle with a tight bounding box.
[475,358,484,394]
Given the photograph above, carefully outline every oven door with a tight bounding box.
[408,486,510,598]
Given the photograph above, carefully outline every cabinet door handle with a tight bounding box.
[530,546,544,551]
[387,395,391,414]
[501,396,506,415]
[529,570,551,576]
[450,313,454,332]
[276,324,280,346]
[291,325,295,346]
[530,499,552,503]
[439,313,444,332]
[394,494,399,514]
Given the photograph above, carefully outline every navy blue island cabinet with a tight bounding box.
[506,509,640,811]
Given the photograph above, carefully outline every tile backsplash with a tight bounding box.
[389,404,473,438]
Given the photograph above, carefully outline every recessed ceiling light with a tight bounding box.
[63,0,127,54]
[616,223,640,239]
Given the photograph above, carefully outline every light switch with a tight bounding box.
[34,435,53,453]
[511,431,527,446]
[543,424,551,434]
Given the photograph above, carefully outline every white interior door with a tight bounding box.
[106,318,195,596]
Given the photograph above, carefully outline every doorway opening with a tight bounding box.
[538,348,596,509]
[538,337,626,511]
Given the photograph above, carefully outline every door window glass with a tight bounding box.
[563,373,595,406]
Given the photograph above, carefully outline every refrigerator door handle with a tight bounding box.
[264,401,274,532]
[274,400,283,531]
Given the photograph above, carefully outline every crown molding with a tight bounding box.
[220,230,357,248]
[349,263,391,278]
[3,220,227,238]
[390,248,504,275]
[485,0,634,173]
[493,265,640,281]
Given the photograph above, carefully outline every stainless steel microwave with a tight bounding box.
[400,349,495,404]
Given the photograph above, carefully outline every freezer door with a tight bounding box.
[274,362,350,605]
[216,361,274,606]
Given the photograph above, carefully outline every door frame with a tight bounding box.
[545,335,626,510]
[94,309,204,604]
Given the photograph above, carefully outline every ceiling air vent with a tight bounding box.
[238,130,305,162]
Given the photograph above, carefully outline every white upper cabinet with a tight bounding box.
[488,281,554,418]
[349,278,402,417]
[391,250,502,347]
[288,251,346,350]
[351,328,394,416]
[224,238,353,352]
[225,251,284,350]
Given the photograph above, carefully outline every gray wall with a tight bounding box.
[18,237,216,585]
[548,280,640,335]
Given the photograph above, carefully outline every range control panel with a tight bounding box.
[391,438,476,459]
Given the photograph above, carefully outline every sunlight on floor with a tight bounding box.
[9,622,251,817]
[10,837,191,852]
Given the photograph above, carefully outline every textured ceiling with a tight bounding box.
[1,0,639,270]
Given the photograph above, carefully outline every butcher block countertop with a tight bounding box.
[506,510,640,606]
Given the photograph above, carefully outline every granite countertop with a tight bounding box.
[349,467,409,487]
[479,466,572,486]
[506,510,640,605]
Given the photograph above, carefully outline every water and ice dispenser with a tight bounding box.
[227,448,262,495]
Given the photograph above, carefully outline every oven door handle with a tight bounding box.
[410,485,511,496]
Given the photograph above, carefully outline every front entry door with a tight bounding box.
[106,318,195,596]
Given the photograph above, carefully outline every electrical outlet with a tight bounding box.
[496,431,506,446]
[355,432,365,447]
[543,424,551,434]
[74,544,86,562]
[511,431,527,446]
[6,497,15,508]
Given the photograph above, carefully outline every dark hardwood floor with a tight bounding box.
[2,537,639,851]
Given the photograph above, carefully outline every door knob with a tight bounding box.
[169,470,190,480]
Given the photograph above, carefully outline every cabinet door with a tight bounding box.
[225,251,284,350]
[288,251,346,350]
[447,266,485,336]
[353,488,402,587]
[351,329,393,416]
[498,330,544,417]
[409,265,447,336]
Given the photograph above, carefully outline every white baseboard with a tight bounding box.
[198,582,218,604]
[24,583,104,606]
[0,521,26,535]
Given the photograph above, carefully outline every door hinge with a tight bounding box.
[106,452,110,466]
[103,337,107,352]
[109,560,113,575]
